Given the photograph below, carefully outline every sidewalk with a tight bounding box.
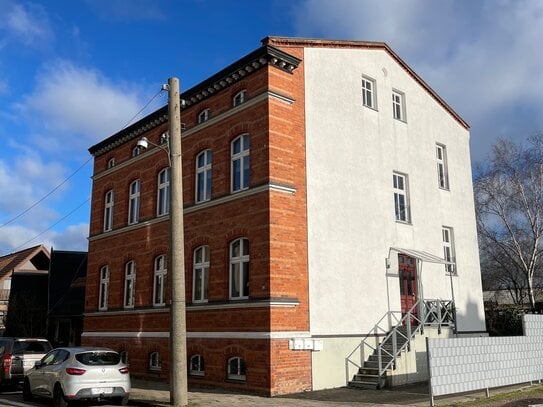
[128,379,499,407]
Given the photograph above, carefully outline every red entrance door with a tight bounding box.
[398,254,418,324]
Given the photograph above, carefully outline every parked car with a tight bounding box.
[0,337,52,388]
[23,347,130,406]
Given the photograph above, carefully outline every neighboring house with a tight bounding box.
[0,245,50,334]
[0,245,50,336]
[47,249,87,347]
[83,37,486,395]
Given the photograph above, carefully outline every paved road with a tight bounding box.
[0,389,122,407]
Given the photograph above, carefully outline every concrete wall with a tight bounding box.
[428,314,543,397]
[303,46,486,336]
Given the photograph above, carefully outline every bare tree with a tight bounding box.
[474,135,543,311]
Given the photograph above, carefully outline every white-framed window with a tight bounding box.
[193,246,209,303]
[160,132,169,145]
[128,180,141,225]
[98,265,109,311]
[393,172,410,223]
[392,90,406,121]
[227,356,246,381]
[157,168,171,216]
[120,351,128,365]
[107,158,115,169]
[103,190,114,232]
[153,255,167,307]
[442,226,456,275]
[362,76,376,109]
[198,109,210,124]
[124,260,136,309]
[132,146,141,157]
[149,352,161,371]
[436,144,449,190]
[229,238,249,299]
[196,150,212,203]
[189,354,205,376]
[233,90,246,107]
[231,134,250,192]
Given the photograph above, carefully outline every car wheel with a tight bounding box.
[114,396,129,406]
[53,384,69,407]
[22,379,33,401]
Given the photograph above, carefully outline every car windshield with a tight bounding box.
[75,351,120,366]
[13,341,52,355]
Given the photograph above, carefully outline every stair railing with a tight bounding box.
[345,298,455,385]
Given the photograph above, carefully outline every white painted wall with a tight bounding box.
[303,46,486,338]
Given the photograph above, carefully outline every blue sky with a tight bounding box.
[0,0,542,255]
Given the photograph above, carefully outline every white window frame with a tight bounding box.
[124,260,136,309]
[362,76,377,109]
[442,226,456,275]
[149,352,161,371]
[231,134,250,193]
[157,168,171,216]
[436,144,450,190]
[132,146,141,157]
[229,238,249,300]
[195,150,212,203]
[98,266,109,311]
[107,158,115,169]
[392,89,406,121]
[153,255,167,307]
[233,90,246,107]
[193,246,209,303]
[227,356,246,381]
[128,180,141,225]
[103,190,114,232]
[189,354,205,376]
[198,108,210,124]
[393,172,411,223]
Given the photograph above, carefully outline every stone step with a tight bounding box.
[348,380,380,390]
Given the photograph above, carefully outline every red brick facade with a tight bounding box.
[85,41,311,395]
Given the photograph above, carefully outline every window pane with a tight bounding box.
[194,269,202,300]
[243,156,250,188]
[231,264,240,297]
[242,262,249,297]
[233,159,241,190]
[203,267,209,300]
[242,135,250,151]
[205,170,212,200]
[231,240,240,258]
[233,138,241,154]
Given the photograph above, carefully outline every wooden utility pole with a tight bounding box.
[168,77,188,406]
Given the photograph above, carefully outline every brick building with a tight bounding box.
[83,37,486,395]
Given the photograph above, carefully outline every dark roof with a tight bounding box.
[0,245,50,279]
[48,249,87,316]
[88,44,301,156]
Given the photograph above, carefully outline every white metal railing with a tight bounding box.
[345,299,455,385]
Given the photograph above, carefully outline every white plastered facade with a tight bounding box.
[302,46,486,389]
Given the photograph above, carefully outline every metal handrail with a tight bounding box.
[346,299,455,385]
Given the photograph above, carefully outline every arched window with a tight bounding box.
[124,261,136,309]
[153,255,167,307]
[227,356,246,381]
[189,354,204,376]
[107,158,115,169]
[103,190,114,232]
[229,238,249,299]
[231,134,250,192]
[193,246,209,303]
[232,90,246,107]
[128,180,141,225]
[149,352,161,371]
[195,150,212,203]
[132,146,142,157]
[120,351,128,365]
[157,168,171,216]
[99,265,109,311]
[198,109,210,124]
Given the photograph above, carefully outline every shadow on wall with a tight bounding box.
[456,299,486,335]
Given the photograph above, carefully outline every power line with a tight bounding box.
[0,87,166,230]
[11,197,90,253]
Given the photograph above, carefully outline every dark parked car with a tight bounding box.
[0,337,52,387]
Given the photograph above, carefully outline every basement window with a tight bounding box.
[227,356,246,381]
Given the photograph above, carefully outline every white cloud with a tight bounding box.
[0,2,53,46]
[18,60,152,151]
[293,0,543,160]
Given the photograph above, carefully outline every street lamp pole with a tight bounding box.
[168,77,188,406]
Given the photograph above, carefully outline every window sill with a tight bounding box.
[395,220,412,226]
[363,105,378,112]
[438,186,450,192]
[394,118,407,124]
[189,371,205,377]
[226,377,246,383]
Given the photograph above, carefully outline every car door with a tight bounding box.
[30,350,57,396]
[41,349,70,397]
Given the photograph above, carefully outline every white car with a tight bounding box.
[23,347,130,407]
